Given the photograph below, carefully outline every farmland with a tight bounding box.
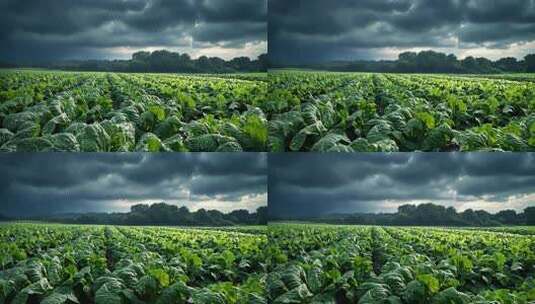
[267,224,535,303]
[0,69,268,152]
[0,223,267,303]
[268,70,535,152]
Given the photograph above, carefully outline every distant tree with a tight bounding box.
[495,57,521,72]
[461,56,478,72]
[414,203,449,225]
[461,209,477,223]
[11,48,532,74]
[495,210,518,225]
[40,50,267,73]
[446,206,457,217]
[131,204,150,213]
[27,202,264,226]
[256,206,268,225]
[525,207,535,225]
[396,52,418,72]
[125,212,149,225]
[415,51,448,72]
[228,209,251,224]
[288,50,534,74]
[196,56,210,72]
[525,54,535,73]
[258,53,268,71]
[398,204,417,215]
[132,51,151,61]
[146,202,178,224]
[178,206,190,217]
[193,208,212,225]
[230,56,252,71]
[307,203,525,227]
[475,210,499,226]
[398,52,418,62]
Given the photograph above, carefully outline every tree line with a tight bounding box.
[12,50,268,73]
[278,203,535,227]
[274,50,535,74]
[3,202,267,226]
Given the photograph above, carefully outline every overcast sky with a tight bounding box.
[269,153,535,218]
[269,0,535,63]
[0,0,267,62]
[0,153,267,217]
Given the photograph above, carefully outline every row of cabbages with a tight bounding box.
[0,81,268,152]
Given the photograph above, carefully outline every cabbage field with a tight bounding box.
[267,224,535,304]
[0,70,268,152]
[0,223,268,303]
[268,71,535,152]
[3,69,534,152]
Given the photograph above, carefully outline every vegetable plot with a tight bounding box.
[268,70,535,152]
[267,224,535,304]
[0,70,268,152]
[0,223,267,304]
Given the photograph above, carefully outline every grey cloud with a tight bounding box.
[459,23,535,48]
[189,175,267,201]
[0,0,267,62]
[192,22,267,48]
[196,0,267,23]
[269,0,535,63]
[464,0,535,23]
[0,153,267,216]
[268,153,535,218]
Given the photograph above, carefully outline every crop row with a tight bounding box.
[0,223,267,304]
[0,70,268,152]
[2,69,535,151]
[267,224,535,303]
[2,222,533,303]
[268,70,535,152]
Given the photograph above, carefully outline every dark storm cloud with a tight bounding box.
[192,22,266,47]
[197,0,267,23]
[269,0,535,63]
[0,0,267,62]
[458,23,535,48]
[268,153,535,218]
[0,153,267,216]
